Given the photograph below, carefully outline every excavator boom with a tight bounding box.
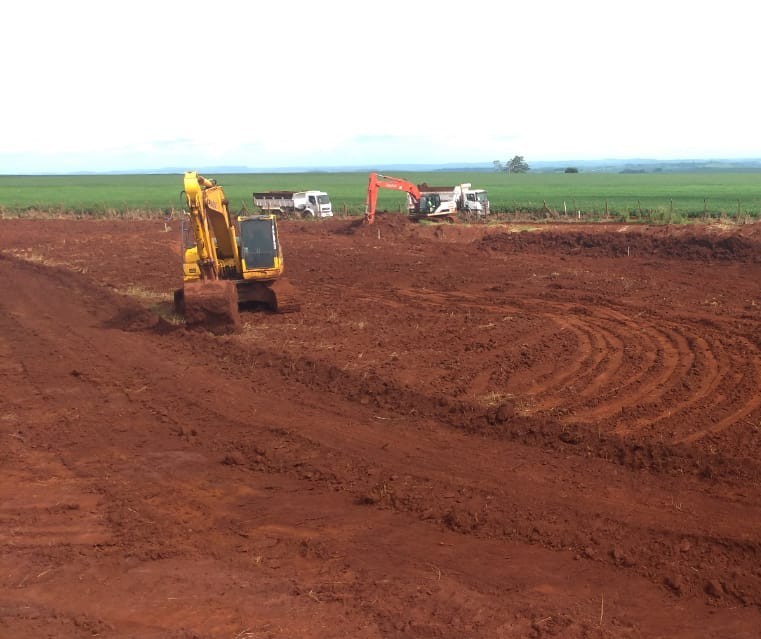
[364,172,421,224]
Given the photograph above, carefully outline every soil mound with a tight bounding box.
[340,211,413,237]
[479,229,761,261]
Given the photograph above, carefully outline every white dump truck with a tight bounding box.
[409,182,490,218]
[253,190,333,218]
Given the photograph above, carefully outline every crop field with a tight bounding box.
[2,171,761,219]
[1,212,761,638]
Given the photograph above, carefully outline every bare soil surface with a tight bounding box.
[1,215,761,638]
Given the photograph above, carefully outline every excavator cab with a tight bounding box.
[418,193,441,215]
[239,215,279,270]
[235,214,298,312]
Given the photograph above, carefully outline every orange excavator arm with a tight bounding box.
[364,172,422,224]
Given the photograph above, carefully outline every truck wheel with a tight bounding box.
[302,209,315,218]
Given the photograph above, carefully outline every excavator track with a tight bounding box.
[236,278,301,314]
[267,278,301,313]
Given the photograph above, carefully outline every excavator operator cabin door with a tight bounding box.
[422,194,441,214]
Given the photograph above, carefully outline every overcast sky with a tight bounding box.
[2,0,757,173]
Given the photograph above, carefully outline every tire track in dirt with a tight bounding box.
[379,284,760,445]
[555,313,688,426]
[678,333,761,443]
[620,330,722,434]
[390,284,761,445]
[576,317,761,442]
[516,314,599,399]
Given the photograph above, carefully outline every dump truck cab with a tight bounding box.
[461,187,490,215]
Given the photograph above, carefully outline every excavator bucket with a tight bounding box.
[178,280,241,334]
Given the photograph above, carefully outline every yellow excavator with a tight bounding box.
[174,171,299,333]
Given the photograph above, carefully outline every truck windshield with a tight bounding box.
[318,195,331,205]
[477,192,488,202]
[239,218,277,268]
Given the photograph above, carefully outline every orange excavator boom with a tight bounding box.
[364,172,422,224]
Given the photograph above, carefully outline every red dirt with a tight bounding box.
[1,215,761,638]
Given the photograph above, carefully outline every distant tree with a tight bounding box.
[564,167,579,173]
[506,155,530,173]
[492,160,505,172]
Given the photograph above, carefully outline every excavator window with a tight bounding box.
[421,194,441,213]
[239,217,278,268]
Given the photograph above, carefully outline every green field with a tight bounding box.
[1,172,760,221]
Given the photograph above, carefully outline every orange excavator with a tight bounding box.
[365,172,453,224]
[364,172,490,224]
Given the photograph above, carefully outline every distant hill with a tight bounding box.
[111,162,498,175]
[528,158,761,173]
[63,158,761,176]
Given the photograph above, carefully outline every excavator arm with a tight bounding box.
[183,171,240,280]
[364,172,422,224]
[177,172,243,334]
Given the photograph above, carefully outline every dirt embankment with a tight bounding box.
[479,227,761,261]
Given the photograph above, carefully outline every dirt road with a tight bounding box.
[1,216,760,638]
